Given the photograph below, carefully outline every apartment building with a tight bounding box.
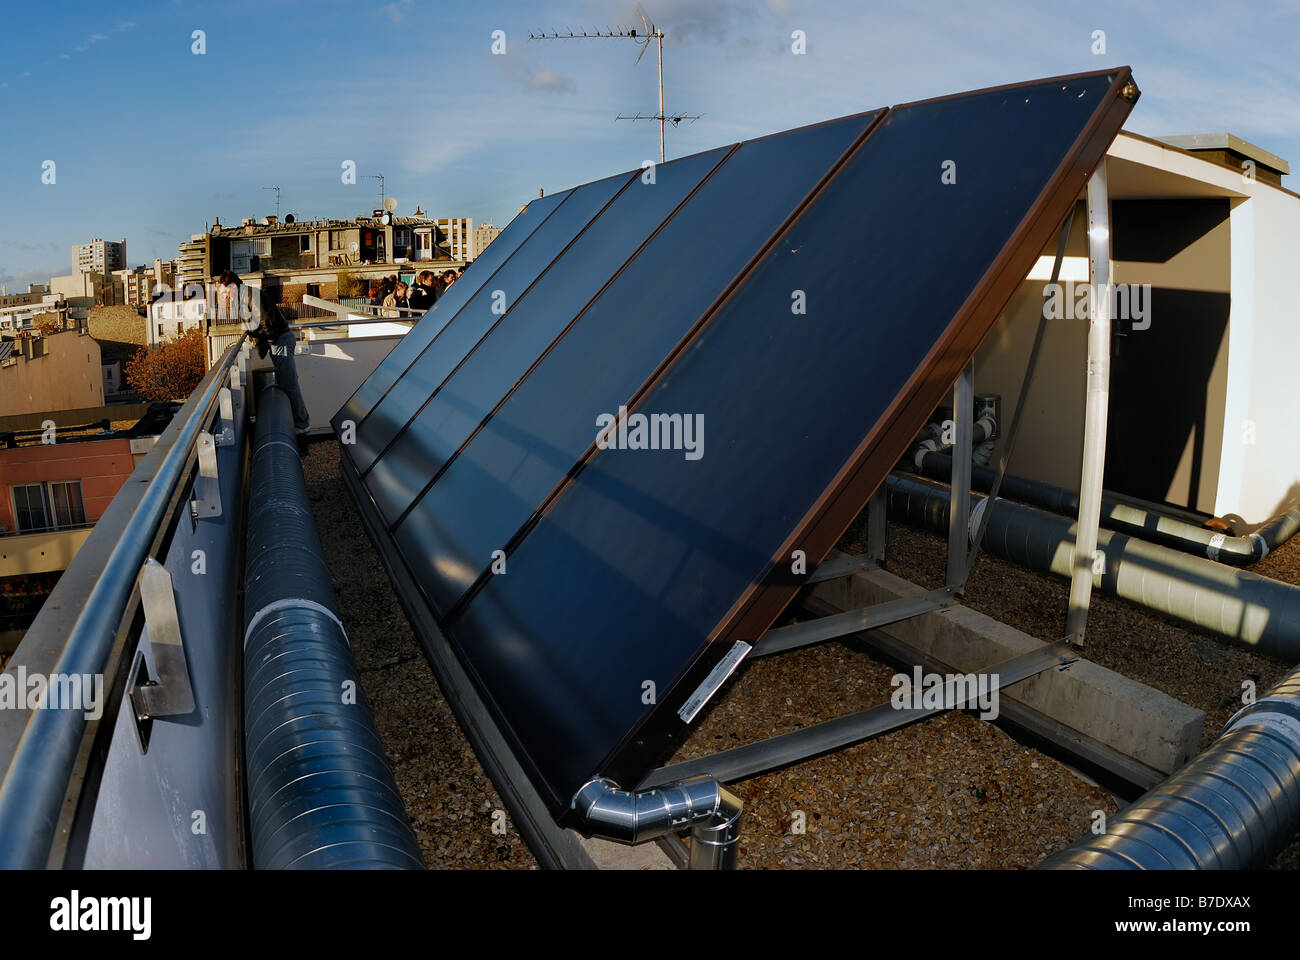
[72,238,127,275]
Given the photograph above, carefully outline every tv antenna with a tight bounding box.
[362,174,386,211]
[529,5,699,162]
[262,186,281,218]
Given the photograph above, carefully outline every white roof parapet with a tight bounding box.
[1155,133,1290,175]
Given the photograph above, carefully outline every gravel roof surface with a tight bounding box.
[301,440,536,869]
[302,438,1300,869]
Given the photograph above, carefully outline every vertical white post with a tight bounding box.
[656,33,666,163]
[947,360,974,589]
[1066,161,1112,647]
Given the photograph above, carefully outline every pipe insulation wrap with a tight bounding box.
[885,473,1300,660]
[918,453,1300,566]
[1040,668,1300,868]
[243,386,423,870]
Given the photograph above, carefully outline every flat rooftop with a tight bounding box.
[302,439,1300,869]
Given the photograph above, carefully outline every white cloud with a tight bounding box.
[383,0,413,24]
[528,69,577,94]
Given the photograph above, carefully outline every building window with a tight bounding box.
[330,231,343,250]
[300,235,312,253]
[306,283,321,298]
[157,323,164,340]
[49,481,86,529]
[12,484,50,533]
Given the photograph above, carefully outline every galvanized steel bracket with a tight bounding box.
[190,430,222,518]
[213,387,236,447]
[129,559,197,752]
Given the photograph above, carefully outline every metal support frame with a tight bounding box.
[866,490,887,563]
[640,641,1072,789]
[805,552,876,585]
[751,588,951,659]
[947,360,975,590]
[1066,161,1113,647]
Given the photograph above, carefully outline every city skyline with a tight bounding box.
[2,0,1298,290]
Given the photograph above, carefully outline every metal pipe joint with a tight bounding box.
[572,775,743,870]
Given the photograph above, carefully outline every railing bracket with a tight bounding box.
[190,430,222,518]
[128,559,197,752]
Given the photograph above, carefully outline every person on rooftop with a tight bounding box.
[408,270,437,311]
[225,273,311,434]
[382,280,410,318]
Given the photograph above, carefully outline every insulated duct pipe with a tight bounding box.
[572,775,743,870]
[1040,666,1300,868]
[885,473,1300,660]
[243,385,424,869]
[908,414,997,470]
[918,453,1300,566]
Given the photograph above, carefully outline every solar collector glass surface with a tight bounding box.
[444,72,1127,809]
[335,188,570,444]
[352,172,631,481]
[391,112,882,619]
[370,146,733,531]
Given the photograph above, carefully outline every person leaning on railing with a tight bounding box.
[216,270,311,435]
[381,280,410,318]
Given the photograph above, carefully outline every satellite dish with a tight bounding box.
[349,242,359,253]
[384,197,398,213]
[381,213,392,225]
[284,214,295,224]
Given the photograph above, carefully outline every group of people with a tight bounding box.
[367,269,462,316]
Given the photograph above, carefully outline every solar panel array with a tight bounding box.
[336,69,1136,818]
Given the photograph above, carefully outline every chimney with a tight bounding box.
[266,214,278,225]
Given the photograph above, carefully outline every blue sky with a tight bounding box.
[1,0,1297,290]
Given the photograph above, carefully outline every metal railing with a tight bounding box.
[286,295,423,330]
[0,334,248,868]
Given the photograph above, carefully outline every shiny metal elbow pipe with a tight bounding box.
[572,775,743,870]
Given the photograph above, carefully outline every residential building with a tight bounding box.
[0,330,105,417]
[0,296,71,335]
[435,217,475,261]
[72,238,127,275]
[472,221,503,260]
[147,290,208,347]
[177,210,455,310]
[0,406,174,652]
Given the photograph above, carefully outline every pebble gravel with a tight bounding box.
[302,439,1300,868]
[301,440,536,869]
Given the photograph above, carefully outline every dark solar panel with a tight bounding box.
[343,69,1136,817]
[393,112,882,616]
[368,146,732,528]
[336,188,570,439]
[347,173,631,474]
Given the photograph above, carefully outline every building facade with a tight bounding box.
[472,222,503,261]
[72,238,127,275]
[0,331,105,418]
[435,217,474,261]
